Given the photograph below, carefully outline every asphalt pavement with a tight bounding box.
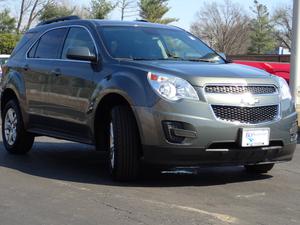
[0,136,299,225]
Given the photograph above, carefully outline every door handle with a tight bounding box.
[23,64,29,71]
[50,69,61,76]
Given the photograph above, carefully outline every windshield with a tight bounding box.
[99,26,224,63]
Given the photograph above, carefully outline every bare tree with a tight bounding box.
[272,4,292,51]
[14,0,52,33]
[16,0,26,33]
[26,0,53,30]
[190,0,251,55]
[117,0,137,20]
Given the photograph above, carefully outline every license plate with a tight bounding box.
[241,128,270,147]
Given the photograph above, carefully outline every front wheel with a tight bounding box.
[109,105,140,181]
[2,99,35,154]
[244,163,274,174]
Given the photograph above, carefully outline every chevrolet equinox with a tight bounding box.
[0,16,297,181]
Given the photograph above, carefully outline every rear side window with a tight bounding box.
[61,27,96,59]
[28,41,39,58]
[33,28,68,59]
[11,32,36,58]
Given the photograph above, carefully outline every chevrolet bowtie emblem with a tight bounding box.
[240,96,260,106]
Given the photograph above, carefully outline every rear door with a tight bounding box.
[25,28,68,128]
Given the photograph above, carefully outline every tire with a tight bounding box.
[244,163,274,174]
[109,105,140,181]
[2,99,35,154]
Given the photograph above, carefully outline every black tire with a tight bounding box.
[109,105,140,181]
[244,163,274,174]
[2,99,35,154]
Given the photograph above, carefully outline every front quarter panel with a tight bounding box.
[93,67,158,108]
[90,66,158,143]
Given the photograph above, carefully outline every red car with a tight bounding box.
[234,60,290,83]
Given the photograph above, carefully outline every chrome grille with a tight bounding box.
[205,85,276,94]
[212,105,278,124]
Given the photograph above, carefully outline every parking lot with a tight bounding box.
[0,136,299,225]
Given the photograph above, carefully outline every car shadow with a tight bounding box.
[0,140,273,187]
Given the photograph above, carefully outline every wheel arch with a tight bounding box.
[93,92,143,154]
[1,88,20,118]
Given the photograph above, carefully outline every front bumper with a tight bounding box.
[134,98,297,166]
[142,143,296,166]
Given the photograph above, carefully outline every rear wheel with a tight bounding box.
[2,99,35,154]
[244,163,274,174]
[109,105,140,181]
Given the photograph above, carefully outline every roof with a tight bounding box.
[29,17,182,33]
[90,19,181,30]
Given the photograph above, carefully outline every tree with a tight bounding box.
[0,33,20,54]
[117,0,137,20]
[139,0,178,24]
[14,0,50,33]
[39,1,75,22]
[0,9,16,33]
[73,5,90,19]
[89,0,116,19]
[248,0,276,54]
[190,0,251,55]
[272,4,292,51]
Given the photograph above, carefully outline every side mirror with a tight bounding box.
[66,47,97,62]
[218,52,227,60]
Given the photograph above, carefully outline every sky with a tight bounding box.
[163,0,289,29]
[74,0,291,30]
[5,0,292,30]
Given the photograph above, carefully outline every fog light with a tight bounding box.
[162,121,185,144]
[290,121,298,142]
[290,121,298,134]
[291,133,298,142]
[162,121,197,144]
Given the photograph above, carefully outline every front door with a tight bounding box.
[45,27,99,140]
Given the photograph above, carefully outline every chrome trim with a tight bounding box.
[25,25,99,63]
[206,146,282,152]
[206,149,229,152]
[261,146,283,150]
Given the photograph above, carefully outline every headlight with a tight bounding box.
[147,72,199,101]
[276,76,292,100]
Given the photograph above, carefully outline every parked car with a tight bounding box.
[0,54,10,80]
[234,60,290,83]
[0,16,297,181]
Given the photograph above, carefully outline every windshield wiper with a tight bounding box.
[131,57,185,61]
[116,56,188,61]
[185,57,216,62]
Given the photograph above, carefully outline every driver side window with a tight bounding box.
[62,27,96,59]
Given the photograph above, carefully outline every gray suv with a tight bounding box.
[1,16,297,181]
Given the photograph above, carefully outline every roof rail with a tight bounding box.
[135,19,149,22]
[37,15,81,27]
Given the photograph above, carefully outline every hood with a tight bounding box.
[123,60,278,87]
